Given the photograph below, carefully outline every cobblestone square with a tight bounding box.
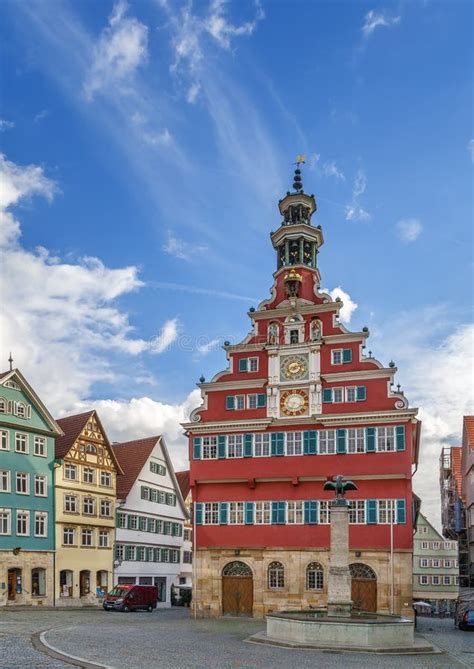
[0,609,473,669]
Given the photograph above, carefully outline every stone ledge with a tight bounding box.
[246,631,439,654]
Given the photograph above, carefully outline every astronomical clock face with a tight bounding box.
[280,354,309,381]
[280,389,309,417]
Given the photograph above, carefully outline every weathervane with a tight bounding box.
[292,154,306,192]
[8,353,13,372]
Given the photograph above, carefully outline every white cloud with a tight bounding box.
[0,155,178,410]
[141,128,173,147]
[34,109,49,123]
[322,161,345,181]
[321,286,358,324]
[396,218,422,243]
[84,0,148,100]
[0,119,15,131]
[150,318,179,353]
[162,230,208,261]
[72,390,202,470]
[373,310,474,530]
[362,10,401,38]
[468,139,474,163]
[345,168,370,221]
[197,338,220,354]
[205,0,264,50]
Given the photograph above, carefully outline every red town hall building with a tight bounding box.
[184,167,421,619]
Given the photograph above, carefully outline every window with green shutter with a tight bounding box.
[336,429,347,454]
[366,427,376,452]
[245,501,254,524]
[323,388,333,403]
[226,396,235,410]
[271,501,286,524]
[257,393,266,408]
[193,437,201,460]
[396,425,405,451]
[342,348,352,363]
[244,434,253,457]
[304,500,318,524]
[239,358,248,372]
[396,499,406,524]
[303,431,317,455]
[271,432,285,456]
[366,499,377,524]
[219,502,228,525]
[356,386,366,401]
[218,435,226,459]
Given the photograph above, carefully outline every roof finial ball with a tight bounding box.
[293,154,306,192]
[8,352,13,372]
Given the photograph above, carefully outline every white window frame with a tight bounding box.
[100,499,112,517]
[331,349,343,365]
[63,527,75,545]
[347,428,365,453]
[100,471,112,487]
[420,558,429,568]
[227,434,243,458]
[377,499,396,524]
[0,508,11,535]
[319,430,336,455]
[345,386,357,403]
[287,501,303,524]
[228,502,244,524]
[443,559,452,568]
[64,495,77,513]
[235,395,245,410]
[254,433,270,457]
[286,432,303,456]
[247,394,258,409]
[81,528,93,547]
[34,474,47,497]
[421,541,429,549]
[431,541,440,550]
[443,575,452,585]
[34,511,47,537]
[15,432,28,454]
[64,463,77,481]
[431,559,440,568]
[16,509,30,536]
[83,467,95,484]
[202,436,217,460]
[348,500,366,524]
[16,472,29,495]
[83,496,96,516]
[255,501,271,524]
[33,436,47,457]
[419,575,429,585]
[377,426,396,452]
[319,501,331,524]
[99,530,109,548]
[0,470,11,493]
[0,430,9,451]
[203,502,219,525]
[248,357,259,372]
[431,575,440,585]
[332,387,344,403]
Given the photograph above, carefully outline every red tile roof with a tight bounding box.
[113,436,160,499]
[463,416,474,452]
[175,470,190,501]
[55,411,95,458]
[451,446,463,495]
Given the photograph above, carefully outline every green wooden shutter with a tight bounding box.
[356,386,367,401]
[244,434,253,458]
[396,499,406,524]
[304,500,318,524]
[366,427,376,452]
[239,358,248,372]
[303,430,317,455]
[245,502,254,524]
[257,393,267,408]
[272,501,285,524]
[323,388,333,403]
[218,435,226,459]
[195,503,203,525]
[343,348,352,363]
[271,432,284,456]
[396,425,405,451]
[226,396,235,410]
[336,429,347,454]
[219,502,228,525]
[193,437,201,460]
[366,499,377,524]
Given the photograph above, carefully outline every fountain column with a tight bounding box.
[326,500,352,618]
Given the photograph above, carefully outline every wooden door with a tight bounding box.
[7,571,16,600]
[222,576,253,616]
[351,578,377,612]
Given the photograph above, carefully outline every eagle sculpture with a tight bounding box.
[323,474,358,500]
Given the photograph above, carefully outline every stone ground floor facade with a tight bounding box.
[55,546,113,607]
[0,550,54,607]
[193,548,414,619]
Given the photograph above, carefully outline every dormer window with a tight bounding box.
[85,444,97,454]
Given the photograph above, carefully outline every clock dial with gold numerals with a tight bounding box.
[280,354,309,381]
[280,389,309,416]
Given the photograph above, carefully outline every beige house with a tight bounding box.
[54,411,122,606]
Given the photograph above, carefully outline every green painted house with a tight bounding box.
[0,368,62,606]
[413,512,459,615]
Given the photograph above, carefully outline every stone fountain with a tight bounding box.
[249,476,435,654]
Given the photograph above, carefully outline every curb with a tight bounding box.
[31,630,114,669]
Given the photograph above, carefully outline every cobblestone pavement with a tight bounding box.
[0,608,472,669]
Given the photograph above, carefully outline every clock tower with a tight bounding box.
[184,162,421,620]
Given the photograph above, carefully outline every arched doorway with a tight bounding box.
[79,570,91,597]
[222,561,253,617]
[59,570,73,598]
[350,563,377,612]
[7,568,21,601]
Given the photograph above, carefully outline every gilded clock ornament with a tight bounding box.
[280,354,309,381]
[280,389,309,416]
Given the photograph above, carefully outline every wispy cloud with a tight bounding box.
[0,119,15,131]
[149,280,257,302]
[150,318,179,353]
[34,109,49,123]
[362,9,401,38]
[322,161,345,181]
[468,138,474,163]
[83,0,148,100]
[197,338,221,354]
[396,218,422,243]
[163,231,208,261]
[345,168,370,221]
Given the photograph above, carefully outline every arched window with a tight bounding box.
[0,398,7,413]
[222,561,252,577]
[268,561,284,589]
[85,444,97,454]
[306,562,324,590]
[31,568,46,597]
[16,403,26,418]
[349,563,376,580]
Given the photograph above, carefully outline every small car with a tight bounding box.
[103,584,157,612]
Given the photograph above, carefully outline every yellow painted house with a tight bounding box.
[54,411,122,606]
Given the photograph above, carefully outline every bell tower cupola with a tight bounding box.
[271,156,324,272]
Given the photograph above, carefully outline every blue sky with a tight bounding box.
[1,0,472,526]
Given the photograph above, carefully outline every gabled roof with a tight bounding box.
[0,369,63,436]
[113,436,160,499]
[451,445,463,495]
[463,416,474,452]
[175,470,190,500]
[55,410,123,473]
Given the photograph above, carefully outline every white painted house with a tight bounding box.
[112,436,188,607]
[176,471,193,589]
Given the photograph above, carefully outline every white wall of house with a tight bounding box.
[114,438,187,608]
